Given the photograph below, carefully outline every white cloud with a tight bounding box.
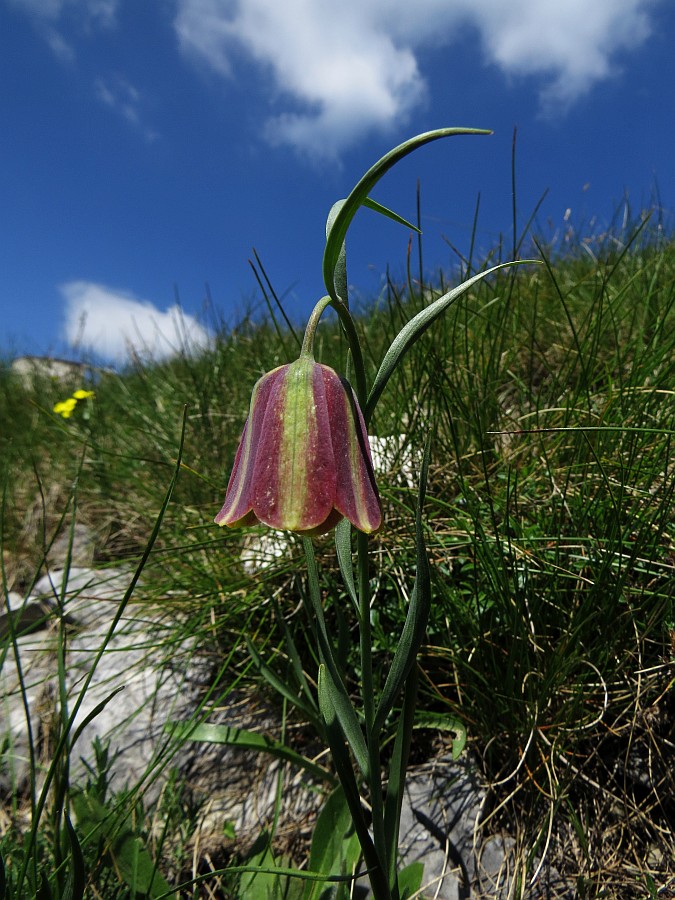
[470,0,654,111]
[94,75,159,141]
[10,0,118,27]
[174,0,659,155]
[61,281,214,364]
[9,0,118,60]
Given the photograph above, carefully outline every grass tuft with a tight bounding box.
[1,209,674,897]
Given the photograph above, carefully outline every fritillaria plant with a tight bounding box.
[215,128,527,900]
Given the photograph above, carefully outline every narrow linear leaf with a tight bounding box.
[238,839,304,900]
[61,815,86,900]
[159,861,364,899]
[317,667,389,900]
[383,667,419,890]
[176,723,335,786]
[374,441,431,734]
[304,786,361,900]
[335,519,358,612]
[366,260,537,421]
[245,636,321,728]
[323,127,492,301]
[326,201,348,306]
[271,595,319,713]
[69,686,125,749]
[72,791,175,899]
[318,662,369,778]
[334,603,352,677]
[19,409,189,898]
[362,197,420,233]
[302,539,369,778]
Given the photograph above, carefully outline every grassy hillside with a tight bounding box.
[1,217,674,897]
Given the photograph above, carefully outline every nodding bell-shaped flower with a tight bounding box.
[215,355,382,535]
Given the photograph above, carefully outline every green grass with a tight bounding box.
[1,212,674,897]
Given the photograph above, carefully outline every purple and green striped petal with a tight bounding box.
[215,358,382,535]
[322,368,381,534]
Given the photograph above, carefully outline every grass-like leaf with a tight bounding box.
[245,635,322,729]
[365,260,536,421]
[303,538,370,778]
[72,791,175,898]
[362,197,420,233]
[317,659,369,779]
[335,519,358,612]
[303,786,361,900]
[323,128,491,303]
[373,441,431,734]
[176,722,335,786]
[61,815,86,900]
[317,665,391,900]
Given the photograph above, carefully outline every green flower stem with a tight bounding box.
[304,533,393,899]
[300,295,333,358]
[384,665,419,892]
[357,530,394,896]
[329,296,368,411]
[299,292,368,409]
[301,538,370,776]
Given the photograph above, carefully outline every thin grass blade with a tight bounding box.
[335,519,358,612]
[245,636,322,728]
[176,722,335,785]
[362,197,420,233]
[373,441,431,734]
[302,538,369,777]
[272,595,320,713]
[61,815,86,900]
[69,686,125,749]
[16,407,189,897]
[383,667,419,892]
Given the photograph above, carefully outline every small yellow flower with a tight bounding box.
[53,398,78,418]
[53,388,95,419]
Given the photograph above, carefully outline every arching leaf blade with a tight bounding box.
[323,128,492,301]
[365,259,538,420]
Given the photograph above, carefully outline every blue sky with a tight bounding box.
[2,0,674,365]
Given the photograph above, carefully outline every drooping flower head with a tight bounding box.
[215,353,382,536]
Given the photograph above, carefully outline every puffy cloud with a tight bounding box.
[61,281,213,364]
[174,0,425,158]
[470,0,654,111]
[174,0,659,154]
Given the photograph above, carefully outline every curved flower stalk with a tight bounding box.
[215,312,381,535]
